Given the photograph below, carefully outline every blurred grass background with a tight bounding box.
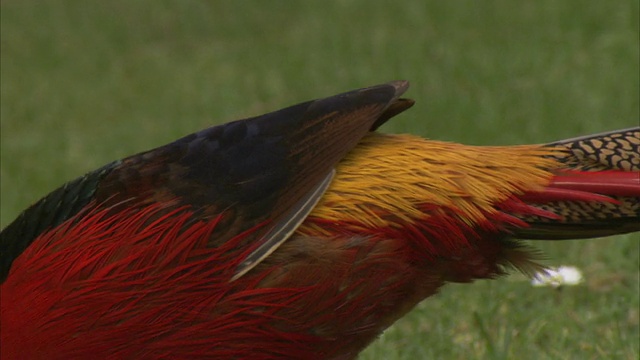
[1,1,638,358]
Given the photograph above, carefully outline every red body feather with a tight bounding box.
[3,169,637,359]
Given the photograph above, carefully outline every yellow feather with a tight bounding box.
[299,133,562,233]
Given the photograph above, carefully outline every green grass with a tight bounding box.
[1,1,638,358]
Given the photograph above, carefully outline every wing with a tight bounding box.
[0,81,413,282]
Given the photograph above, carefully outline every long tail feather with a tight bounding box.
[546,127,639,171]
[513,128,640,240]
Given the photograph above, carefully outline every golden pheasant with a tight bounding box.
[1,81,639,359]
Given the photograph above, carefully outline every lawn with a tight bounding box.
[1,1,638,359]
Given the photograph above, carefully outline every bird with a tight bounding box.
[1,80,638,359]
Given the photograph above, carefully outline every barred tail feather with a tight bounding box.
[512,127,640,240]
